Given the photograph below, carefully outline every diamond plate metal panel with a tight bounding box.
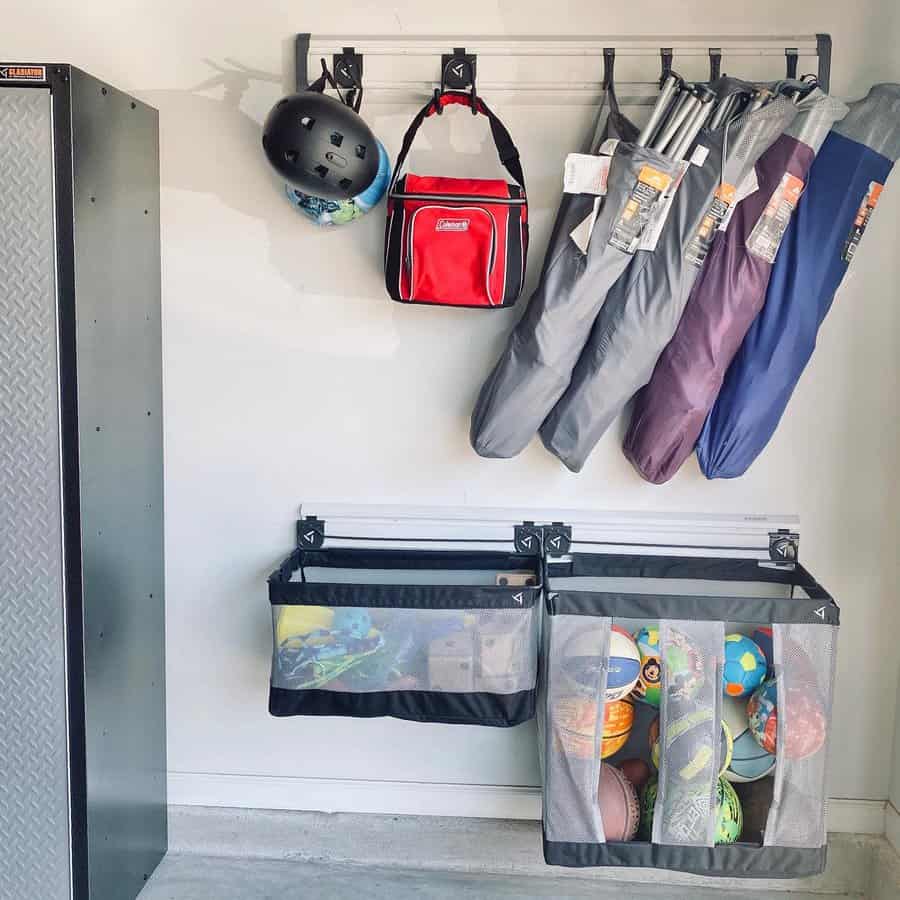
[0,88,72,900]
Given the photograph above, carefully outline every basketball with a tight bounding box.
[606,630,642,701]
[554,695,597,760]
[602,698,635,758]
[598,762,640,841]
[723,694,776,782]
[633,625,662,707]
[560,628,607,696]
[723,634,767,698]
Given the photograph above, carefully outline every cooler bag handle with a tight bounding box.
[389,90,526,193]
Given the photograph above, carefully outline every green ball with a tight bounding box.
[638,776,742,845]
[715,778,743,844]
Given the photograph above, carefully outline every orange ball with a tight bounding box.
[602,699,635,759]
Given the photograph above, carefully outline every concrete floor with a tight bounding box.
[138,806,900,900]
[139,854,866,900]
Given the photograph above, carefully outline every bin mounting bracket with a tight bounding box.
[768,529,799,564]
[297,515,326,550]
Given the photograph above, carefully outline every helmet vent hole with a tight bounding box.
[355,144,367,159]
[314,164,329,178]
[283,150,299,164]
[330,132,344,147]
[339,178,352,191]
[300,116,315,130]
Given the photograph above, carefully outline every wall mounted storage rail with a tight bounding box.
[296,34,831,105]
[295,504,801,562]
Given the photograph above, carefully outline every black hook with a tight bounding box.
[333,47,363,89]
[441,47,478,114]
[785,47,799,80]
[659,47,673,88]
[708,47,722,82]
[603,47,615,90]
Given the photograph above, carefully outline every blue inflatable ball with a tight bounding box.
[723,634,767,698]
[285,140,390,226]
[332,607,373,640]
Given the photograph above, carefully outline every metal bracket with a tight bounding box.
[296,516,326,550]
[708,47,722,82]
[513,521,543,555]
[602,47,615,90]
[785,46,799,80]
[295,33,311,91]
[544,523,573,557]
[333,46,363,88]
[768,529,799,564]
[659,47,673,88]
[441,47,476,90]
[816,33,832,92]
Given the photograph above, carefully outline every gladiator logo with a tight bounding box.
[512,592,524,605]
[0,65,46,81]
[303,530,318,544]
[519,534,534,549]
[548,535,562,550]
[813,606,826,620]
[452,63,465,79]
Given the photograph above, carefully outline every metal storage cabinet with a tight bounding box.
[0,65,165,900]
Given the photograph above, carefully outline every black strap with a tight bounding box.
[389,91,525,194]
[308,59,363,113]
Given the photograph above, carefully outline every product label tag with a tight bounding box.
[570,196,603,254]
[638,161,690,252]
[842,181,884,263]
[0,64,47,82]
[598,138,620,157]
[746,172,805,262]
[563,153,612,195]
[684,182,736,267]
[690,144,710,168]
[718,168,760,232]
[608,165,673,254]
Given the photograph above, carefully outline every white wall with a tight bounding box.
[6,1,900,812]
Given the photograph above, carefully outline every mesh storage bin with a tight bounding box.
[269,547,541,726]
[540,554,838,878]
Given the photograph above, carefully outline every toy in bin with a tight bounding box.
[649,711,733,780]
[748,677,826,760]
[275,606,385,689]
[640,776,742,845]
[723,633,767,698]
[632,625,662,707]
[562,628,640,701]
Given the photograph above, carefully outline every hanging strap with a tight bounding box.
[307,58,363,113]
[389,91,525,194]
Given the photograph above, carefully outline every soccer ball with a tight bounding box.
[723,634,767,698]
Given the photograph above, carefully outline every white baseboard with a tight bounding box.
[169,772,886,834]
[887,800,900,854]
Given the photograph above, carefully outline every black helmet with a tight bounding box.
[262,64,380,201]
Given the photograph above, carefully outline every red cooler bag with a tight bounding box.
[385,92,528,308]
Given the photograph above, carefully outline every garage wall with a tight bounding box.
[4,1,899,817]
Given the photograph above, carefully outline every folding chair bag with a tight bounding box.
[384,91,528,309]
[541,553,838,877]
[269,547,541,726]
